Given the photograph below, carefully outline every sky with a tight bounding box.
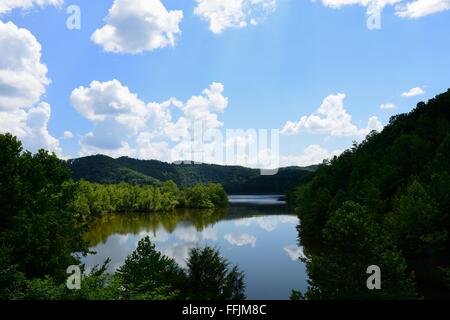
[1,0,450,168]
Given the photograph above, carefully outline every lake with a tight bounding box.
[83,195,308,300]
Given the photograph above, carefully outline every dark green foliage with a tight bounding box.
[9,260,123,300]
[116,237,186,300]
[290,89,450,299]
[0,247,26,300]
[67,155,314,194]
[186,246,246,300]
[0,133,87,283]
[290,290,305,300]
[306,201,417,299]
[442,268,450,289]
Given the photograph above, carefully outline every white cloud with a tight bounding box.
[0,20,60,154]
[280,145,342,167]
[312,0,450,19]
[318,0,399,7]
[396,0,450,18]
[70,80,228,160]
[0,21,49,111]
[224,233,257,247]
[401,86,425,97]
[91,0,183,54]
[194,0,277,34]
[71,79,149,125]
[367,115,384,132]
[380,102,397,109]
[62,130,74,139]
[22,102,60,153]
[313,0,401,17]
[0,0,62,14]
[281,93,383,137]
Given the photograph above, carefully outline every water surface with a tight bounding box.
[83,195,307,299]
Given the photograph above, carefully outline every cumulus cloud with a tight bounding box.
[396,0,450,18]
[0,0,62,14]
[312,0,401,18]
[380,102,397,109]
[0,20,60,154]
[224,233,257,247]
[0,21,49,111]
[194,0,277,34]
[62,130,74,139]
[281,93,383,137]
[91,0,183,54]
[280,145,342,167]
[401,86,425,97]
[70,80,228,160]
[21,102,60,153]
[312,0,450,19]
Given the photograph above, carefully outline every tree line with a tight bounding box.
[67,154,314,194]
[289,89,450,299]
[72,179,228,224]
[0,133,242,300]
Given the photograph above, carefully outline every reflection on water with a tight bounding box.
[83,195,307,300]
[228,195,286,205]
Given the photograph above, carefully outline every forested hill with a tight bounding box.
[66,155,316,194]
[291,89,450,299]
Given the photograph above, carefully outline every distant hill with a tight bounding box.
[66,156,315,194]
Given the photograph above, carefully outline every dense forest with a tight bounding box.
[290,89,450,299]
[0,133,242,300]
[67,155,315,194]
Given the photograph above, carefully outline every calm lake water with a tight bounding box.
[83,195,308,299]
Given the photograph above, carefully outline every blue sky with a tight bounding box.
[1,0,450,167]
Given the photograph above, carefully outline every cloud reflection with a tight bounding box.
[234,215,298,232]
[224,233,257,247]
[283,245,305,261]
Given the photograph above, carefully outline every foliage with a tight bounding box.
[290,89,450,299]
[70,180,228,224]
[116,237,185,300]
[290,290,305,300]
[186,246,246,300]
[305,201,417,299]
[0,133,87,283]
[67,155,314,194]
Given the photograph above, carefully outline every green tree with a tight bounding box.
[386,180,447,261]
[116,236,185,300]
[0,134,87,281]
[186,246,246,300]
[305,201,417,300]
